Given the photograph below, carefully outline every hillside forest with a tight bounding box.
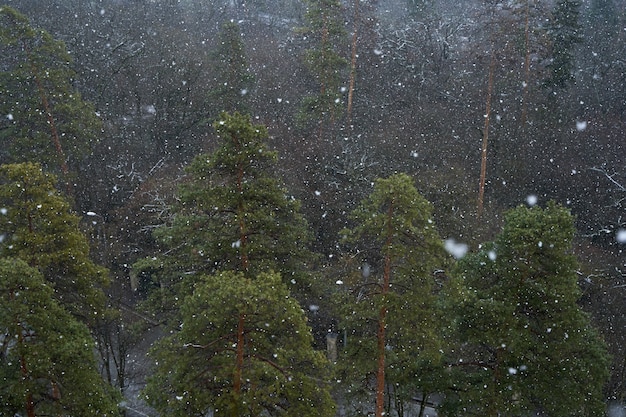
[0,0,625,416]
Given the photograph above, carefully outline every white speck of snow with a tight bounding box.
[277,98,283,103]
[616,229,626,244]
[290,278,296,284]
[410,150,418,158]
[444,238,468,259]
[538,241,543,248]
[526,194,538,206]
[571,169,578,175]
[508,367,518,375]
[314,190,321,196]
[240,89,248,95]
[176,395,183,401]
[309,304,320,312]
[336,280,344,285]
[6,114,13,120]
[0,208,7,215]
[488,250,497,261]
[232,240,241,248]
[547,327,552,333]
[576,120,588,131]
[100,8,105,15]
[86,211,98,216]
[373,48,383,55]
[340,86,347,93]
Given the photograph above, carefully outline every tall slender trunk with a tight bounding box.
[347,0,359,129]
[376,200,394,417]
[477,45,496,219]
[23,41,69,176]
[521,0,532,124]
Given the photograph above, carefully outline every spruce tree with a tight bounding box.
[337,173,448,417]
[0,257,120,416]
[0,162,109,323]
[0,6,101,176]
[144,270,335,417]
[446,202,609,417]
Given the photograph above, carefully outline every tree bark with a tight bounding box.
[478,45,496,219]
[376,200,394,417]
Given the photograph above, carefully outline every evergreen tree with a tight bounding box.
[445,203,609,417]
[337,173,448,417]
[0,257,120,417]
[144,270,335,417]
[545,0,582,90]
[0,6,101,176]
[134,112,317,315]
[298,0,347,137]
[209,21,253,115]
[0,162,109,323]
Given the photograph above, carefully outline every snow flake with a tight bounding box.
[444,238,468,259]
[373,48,383,56]
[6,114,13,121]
[508,367,518,375]
[488,250,497,261]
[616,229,626,244]
[231,240,241,248]
[336,280,344,285]
[526,194,538,206]
[576,120,588,131]
[0,208,7,215]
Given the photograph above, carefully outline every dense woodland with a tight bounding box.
[0,0,625,416]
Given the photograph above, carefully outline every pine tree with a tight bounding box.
[298,0,347,137]
[0,257,120,417]
[0,162,109,323]
[144,270,335,417]
[337,173,448,417]
[134,112,317,314]
[209,21,253,116]
[545,0,582,90]
[0,6,101,177]
[446,202,609,417]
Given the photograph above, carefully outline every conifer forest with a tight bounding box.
[0,1,625,416]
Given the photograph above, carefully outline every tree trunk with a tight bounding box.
[347,0,359,129]
[478,45,496,219]
[376,201,394,417]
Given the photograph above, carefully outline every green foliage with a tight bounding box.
[0,162,109,322]
[0,257,120,416]
[0,6,101,173]
[337,173,449,413]
[144,270,335,417]
[445,202,610,417]
[298,0,347,131]
[209,21,253,115]
[134,112,317,314]
[545,0,582,90]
